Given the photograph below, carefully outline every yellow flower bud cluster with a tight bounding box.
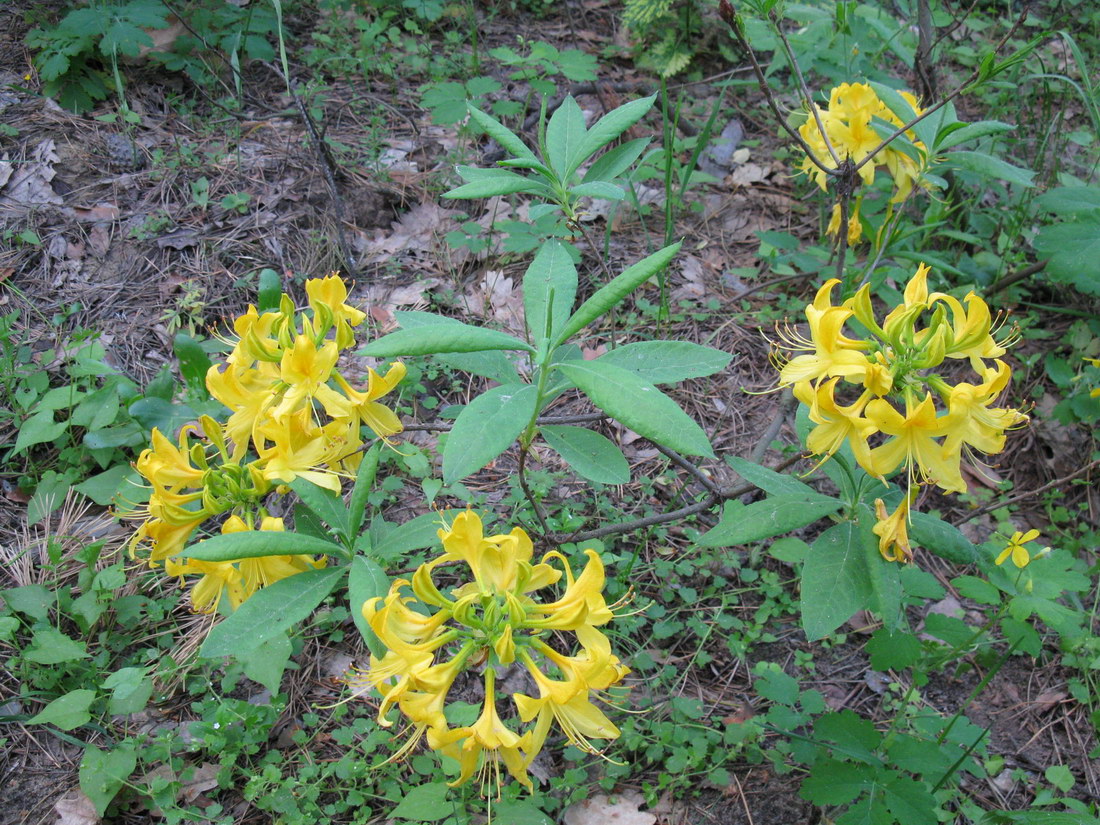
[774,265,1027,562]
[800,82,926,202]
[352,512,628,794]
[128,275,404,611]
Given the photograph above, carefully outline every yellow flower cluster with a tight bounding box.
[128,275,404,611]
[353,511,628,794]
[800,82,925,201]
[774,265,1027,562]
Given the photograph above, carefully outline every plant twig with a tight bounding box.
[959,458,1100,523]
[652,444,722,495]
[517,446,552,539]
[991,259,1048,294]
[400,412,608,432]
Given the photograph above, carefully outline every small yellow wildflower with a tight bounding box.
[995,529,1041,569]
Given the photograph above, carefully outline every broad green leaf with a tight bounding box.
[800,758,872,806]
[393,311,520,384]
[390,782,452,821]
[908,512,978,564]
[801,521,872,641]
[866,628,921,671]
[443,384,538,484]
[349,556,390,658]
[568,181,625,200]
[200,567,345,658]
[26,627,89,664]
[583,137,651,183]
[182,531,345,562]
[568,94,656,178]
[257,267,282,312]
[1,584,53,620]
[73,464,135,507]
[103,667,152,715]
[1033,217,1100,296]
[288,478,350,541]
[13,410,67,454]
[467,104,539,165]
[173,332,213,397]
[1036,185,1100,217]
[348,444,381,536]
[493,799,555,825]
[545,96,587,179]
[359,324,534,357]
[935,119,1015,151]
[555,241,682,345]
[523,240,577,345]
[443,167,548,199]
[28,689,95,731]
[860,508,902,631]
[369,509,469,561]
[727,455,825,498]
[596,341,732,384]
[697,495,842,547]
[868,81,918,126]
[947,150,1035,187]
[883,775,938,825]
[240,632,292,694]
[540,425,630,484]
[814,709,882,764]
[80,743,137,816]
[557,360,714,457]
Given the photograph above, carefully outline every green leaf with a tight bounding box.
[173,333,213,397]
[883,775,938,825]
[101,20,152,57]
[369,510,467,561]
[726,455,823,498]
[860,510,902,631]
[390,782,452,821]
[800,759,872,806]
[908,512,978,564]
[801,521,872,641]
[80,743,137,816]
[393,311,521,384]
[240,632,292,694]
[13,410,67,454]
[29,689,95,730]
[814,709,882,764]
[557,360,714,457]
[545,96,587,179]
[492,799,554,825]
[1033,217,1100,296]
[867,628,921,671]
[952,574,1001,606]
[444,167,547,199]
[569,94,656,178]
[348,444,381,536]
[349,556,390,659]
[555,242,682,345]
[523,240,577,345]
[467,104,539,165]
[947,150,1035,187]
[103,667,152,716]
[26,628,89,664]
[595,340,732,384]
[288,478,351,542]
[2,584,53,620]
[935,119,1015,151]
[359,324,534,357]
[182,531,345,562]
[1036,185,1100,217]
[583,137,651,183]
[540,425,630,484]
[443,384,539,484]
[200,567,346,658]
[698,496,841,546]
[257,268,282,312]
[73,464,135,507]
[568,181,625,200]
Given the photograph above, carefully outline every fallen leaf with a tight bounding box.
[1032,690,1067,712]
[179,763,218,804]
[672,254,707,300]
[0,140,64,212]
[71,203,120,222]
[563,791,656,825]
[53,789,99,825]
[729,162,769,187]
[359,201,460,262]
[463,270,524,334]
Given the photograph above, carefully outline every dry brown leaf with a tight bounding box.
[179,762,218,804]
[1032,690,1068,712]
[563,791,657,825]
[463,270,524,334]
[359,201,460,262]
[672,254,707,300]
[729,162,769,187]
[0,140,64,212]
[71,203,120,222]
[53,789,100,825]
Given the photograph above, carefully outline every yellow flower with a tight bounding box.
[446,670,533,792]
[928,291,1005,369]
[872,490,915,563]
[306,274,366,350]
[776,302,872,388]
[942,360,1028,459]
[866,393,965,493]
[332,362,407,441]
[826,202,863,246]
[255,408,350,492]
[793,379,878,476]
[164,555,247,613]
[995,529,1040,568]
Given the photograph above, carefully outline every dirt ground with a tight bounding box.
[1,2,1099,824]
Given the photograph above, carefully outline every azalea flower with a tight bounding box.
[872,490,915,562]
